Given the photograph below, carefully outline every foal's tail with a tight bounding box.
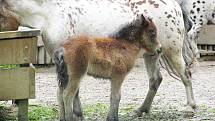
[53,48,69,88]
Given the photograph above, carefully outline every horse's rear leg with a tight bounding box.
[107,76,125,121]
[134,54,162,117]
[165,51,196,116]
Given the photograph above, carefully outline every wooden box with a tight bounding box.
[0,29,40,100]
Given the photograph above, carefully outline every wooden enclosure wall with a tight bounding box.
[197,25,215,60]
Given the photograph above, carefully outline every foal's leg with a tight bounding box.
[63,74,82,121]
[53,48,68,121]
[58,87,66,121]
[107,76,125,121]
[57,75,83,121]
[134,54,162,117]
[73,89,84,120]
[165,52,196,115]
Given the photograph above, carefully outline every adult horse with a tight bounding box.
[0,0,196,120]
[176,0,215,57]
[0,13,19,31]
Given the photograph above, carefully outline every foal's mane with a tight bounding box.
[110,14,148,43]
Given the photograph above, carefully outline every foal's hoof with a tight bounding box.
[73,114,84,121]
[183,106,195,117]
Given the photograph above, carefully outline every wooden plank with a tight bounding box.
[45,50,52,64]
[17,99,28,121]
[37,36,44,47]
[29,68,35,99]
[199,49,215,54]
[0,29,40,40]
[38,46,45,64]
[0,67,35,100]
[198,25,215,45]
[0,37,37,64]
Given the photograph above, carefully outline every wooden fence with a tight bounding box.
[37,36,53,65]
[197,25,215,60]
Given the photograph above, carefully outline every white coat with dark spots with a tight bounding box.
[176,0,215,55]
[0,0,196,120]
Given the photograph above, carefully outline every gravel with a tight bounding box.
[31,58,215,120]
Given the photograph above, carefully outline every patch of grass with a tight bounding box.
[0,105,16,121]
[0,104,58,121]
[84,103,108,121]
[83,103,183,121]
[1,103,215,121]
[0,64,19,69]
[84,103,215,121]
[28,105,58,121]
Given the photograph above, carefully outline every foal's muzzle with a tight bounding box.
[156,47,162,54]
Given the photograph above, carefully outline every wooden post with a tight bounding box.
[17,99,28,121]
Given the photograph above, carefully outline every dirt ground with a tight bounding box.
[31,58,215,120]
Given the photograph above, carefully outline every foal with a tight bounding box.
[54,14,160,121]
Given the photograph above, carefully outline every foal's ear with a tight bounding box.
[136,14,150,27]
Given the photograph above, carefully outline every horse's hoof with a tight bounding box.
[132,108,150,118]
[183,106,195,117]
[106,117,119,121]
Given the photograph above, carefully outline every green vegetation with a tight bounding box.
[0,65,19,69]
[0,104,58,121]
[83,103,215,121]
[0,103,215,121]
[28,105,58,121]
[0,105,15,121]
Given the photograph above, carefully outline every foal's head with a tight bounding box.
[112,14,160,53]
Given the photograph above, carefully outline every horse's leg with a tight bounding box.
[63,74,81,121]
[165,50,196,115]
[73,89,84,120]
[107,76,124,121]
[134,54,162,117]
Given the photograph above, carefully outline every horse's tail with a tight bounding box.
[159,49,194,81]
[182,8,199,70]
[158,10,199,80]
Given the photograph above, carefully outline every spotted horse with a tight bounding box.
[176,0,215,57]
[0,0,196,120]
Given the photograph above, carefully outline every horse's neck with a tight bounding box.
[6,0,70,54]
[7,0,55,29]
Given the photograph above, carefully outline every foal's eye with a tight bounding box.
[148,29,156,36]
[149,28,155,33]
